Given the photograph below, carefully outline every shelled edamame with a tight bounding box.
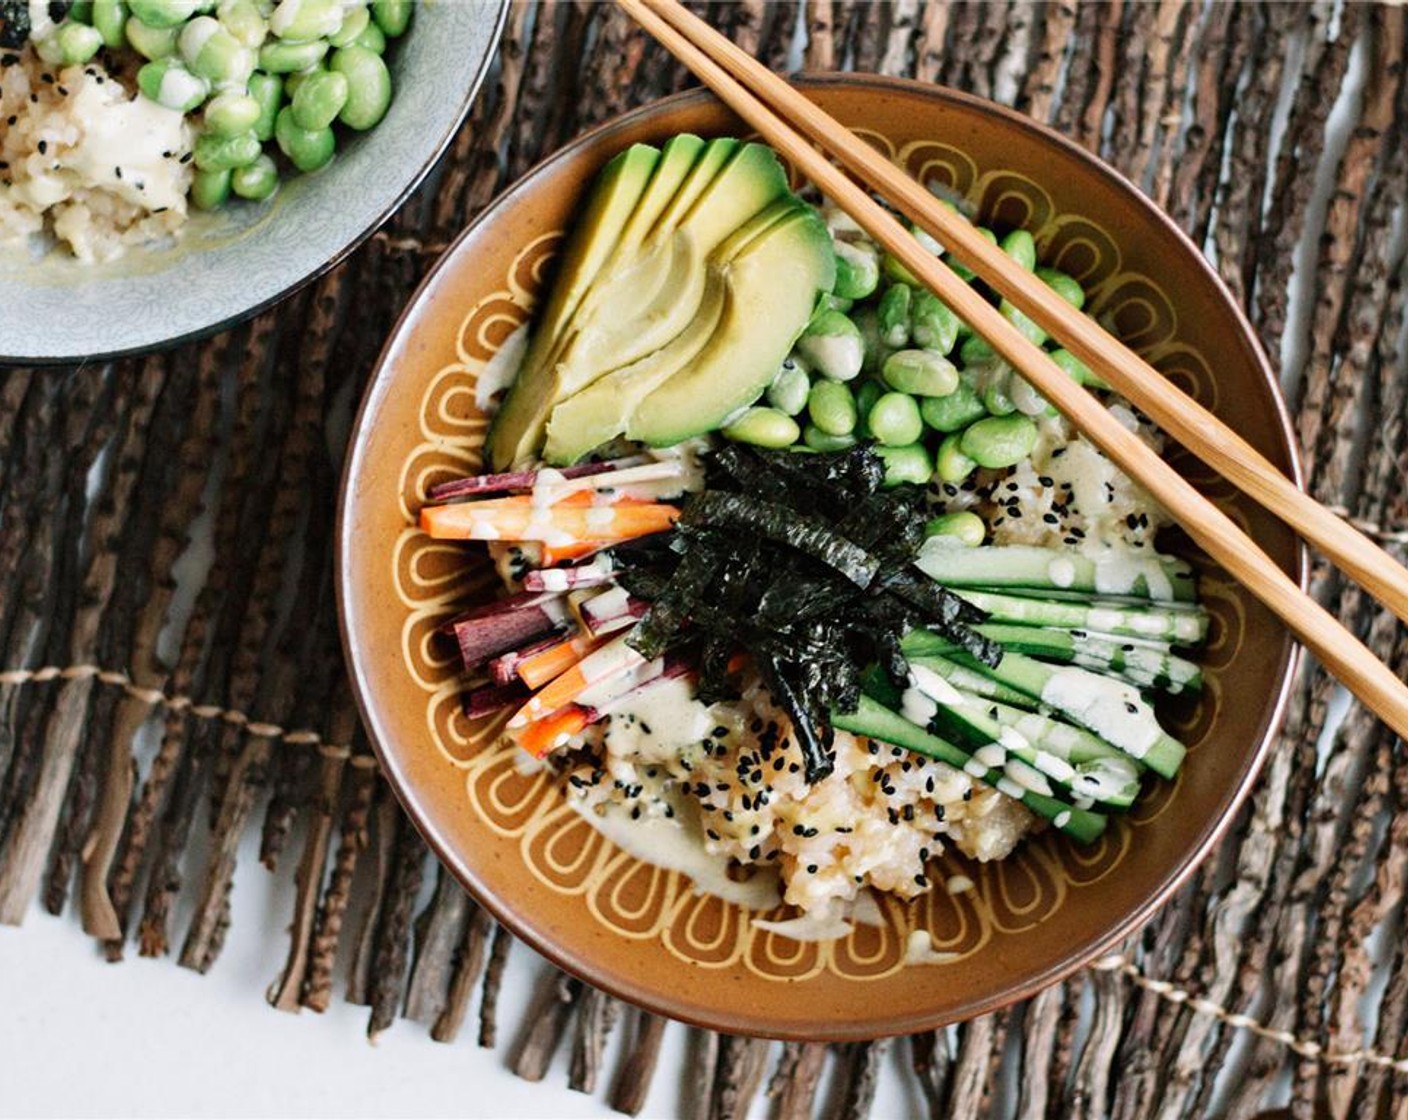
[723,201,1099,501]
[27,0,410,211]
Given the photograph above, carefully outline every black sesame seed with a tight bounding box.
[806,864,818,874]
[36,139,47,154]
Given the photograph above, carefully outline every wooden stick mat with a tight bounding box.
[2,3,1406,1116]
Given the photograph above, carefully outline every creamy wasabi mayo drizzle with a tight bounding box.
[19,80,192,215]
[476,324,530,413]
[904,930,961,966]
[1039,667,1161,758]
[569,796,783,911]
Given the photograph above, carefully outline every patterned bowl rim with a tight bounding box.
[337,75,1306,1038]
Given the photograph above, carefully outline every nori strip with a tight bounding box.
[0,1,31,47]
[679,491,880,587]
[756,649,836,784]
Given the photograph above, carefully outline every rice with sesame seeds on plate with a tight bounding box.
[0,44,192,262]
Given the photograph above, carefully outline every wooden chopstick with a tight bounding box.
[635,0,1408,631]
[618,0,1408,741]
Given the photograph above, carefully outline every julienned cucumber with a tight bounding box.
[907,643,1187,778]
[950,587,1209,645]
[916,542,1197,603]
[904,623,1203,696]
[832,695,1108,843]
[900,664,1143,809]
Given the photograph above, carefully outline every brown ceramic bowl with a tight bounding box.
[336,77,1302,1041]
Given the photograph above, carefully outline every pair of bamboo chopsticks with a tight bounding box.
[618,0,1408,740]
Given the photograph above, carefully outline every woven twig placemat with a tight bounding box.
[2,2,1407,1116]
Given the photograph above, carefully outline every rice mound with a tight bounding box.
[1,46,193,262]
[563,677,1035,922]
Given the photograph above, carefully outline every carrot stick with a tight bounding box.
[518,632,608,690]
[507,635,644,729]
[420,500,679,544]
[540,540,611,566]
[512,705,592,758]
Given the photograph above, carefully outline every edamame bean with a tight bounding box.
[247,70,282,140]
[876,442,934,488]
[959,333,994,367]
[854,379,882,435]
[93,0,127,45]
[329,44,390,130]
[807,380,858,436]
[371,0,411,36]
[137,59,209,111]
[203,90,260,135]
[350,18,383,52]
[327,2,368,46]
[794,309,864,382]
[999,298,1047,346]
[126,15,179,58]
[193,129,261,171]
[833,239,879,301]
[882,349,959,398]
[766,359,810,416]
[258,35,326,71]
[1049,348,1109,390]
[230,152,279,200]
[216,0,268,47]
[876,283,911,348]
[53,21,104,63]
[909,288,959,355]
[923,511,985,547]
[722,407,801,449]
[977,363,1017,415]
[190,166,232,210]
[270,0,343,39]
[1000,228,1036,271]
[803,425,857,452]
[949,226,997,282]
[960,414,1039,469]
[1008,375,1053,417]
[180,15,253,84]
[919,379,986,432]
[1036,266,1085,310]
[935,433,977,483]
[867,391,923,447]
[852,306,888,376]
[274,105,335,170]
[128,0,202,27]
[291,67,347,129]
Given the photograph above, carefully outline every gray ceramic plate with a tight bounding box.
[0,0,506,366]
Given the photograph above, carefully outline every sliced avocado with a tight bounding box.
[487,144,660,469]
[611,133,707,260]
[488,141,794,468]
[628,206,835,448]
[645,136,739,237]
[542,198,803,464]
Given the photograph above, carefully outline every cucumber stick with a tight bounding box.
[909,647,1186,778]
[916,542,1197,603]
[904,623,1203,695]
[901,663,1142,809]
[832,695,1108,843]
[950,587,1209,645]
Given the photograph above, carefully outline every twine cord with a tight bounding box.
[2,663,1405,1074]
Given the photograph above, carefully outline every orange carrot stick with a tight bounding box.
[512,705,592,758]
[517,632,608,690]
[420,500,679,544]
[507,635,643,729]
